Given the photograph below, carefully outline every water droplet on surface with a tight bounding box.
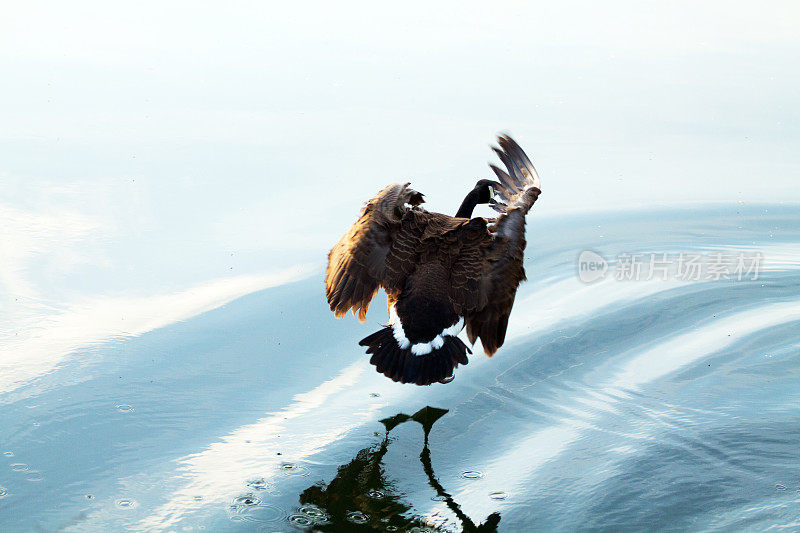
[366,489,384,499]
[386,526,398,532]
[346,511,369,524]
[115,498,137,509]
[116,404,134,412]
[230,495,285,523]
[10,463,28,472]
[776,484,787,491]
[85,494,94,499]
[369,392,380,397]
[288,513,314,527]
[489,491,507,500]
[231,493,260,509]
[461,470,484,479]
[3,451,13,457]
[431,494,447,501]
[193,495,203,501]
[245,477,270,491]
[0,487,8,498]
[278,462,308,476]
[26,470,43,482]
[299,504,328,521]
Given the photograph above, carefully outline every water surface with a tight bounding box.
[2,204,799,531]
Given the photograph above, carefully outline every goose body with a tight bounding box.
[326,135,542,385]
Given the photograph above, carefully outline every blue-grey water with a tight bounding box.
[1,203,799,532]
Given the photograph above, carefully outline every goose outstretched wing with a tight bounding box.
[461,135,542,355]
[327,134,541,359]
[326,182,423,321]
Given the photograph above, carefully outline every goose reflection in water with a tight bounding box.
[296,406,500,532]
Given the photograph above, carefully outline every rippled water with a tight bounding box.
[1,203,799,531]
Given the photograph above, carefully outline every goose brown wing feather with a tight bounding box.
[447,219,492,314]
[459,135,543,356]
[326,182,422,321]
[383,210,466,293]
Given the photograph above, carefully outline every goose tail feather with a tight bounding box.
[359,327,470,386]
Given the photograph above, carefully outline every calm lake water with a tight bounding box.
[2,203,799,531]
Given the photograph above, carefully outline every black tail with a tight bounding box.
[359,327,471,385]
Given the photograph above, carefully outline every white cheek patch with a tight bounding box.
[389,306,464,357]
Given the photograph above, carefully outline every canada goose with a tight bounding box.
[326,135,542,385]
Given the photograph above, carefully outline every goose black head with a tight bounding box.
[473,179,503,204]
